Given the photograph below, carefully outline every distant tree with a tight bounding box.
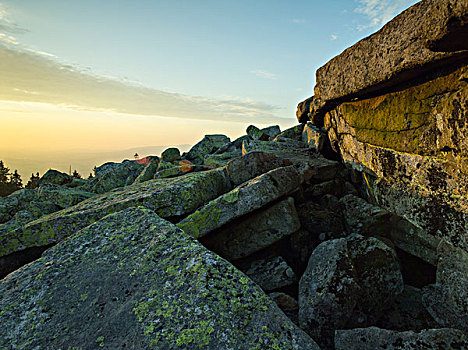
[0,161,11,197]
[88,173,94,179]
[0,160,10,183]
[26,172,40,189]
[0,163,22,197]
[9,170,23,189]
[72,170,82,179]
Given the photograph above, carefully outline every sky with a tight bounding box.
[0,0,419,177]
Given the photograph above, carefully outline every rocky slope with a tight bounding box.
[1,0,467,349]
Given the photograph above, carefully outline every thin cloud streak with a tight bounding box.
[0,44,288,124]
[251,69,277,80]
[354,0,416,31]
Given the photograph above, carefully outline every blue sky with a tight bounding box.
[1,0,419,118]
[0,0,419,175]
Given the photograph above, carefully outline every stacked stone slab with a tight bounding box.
[297,0,468,258]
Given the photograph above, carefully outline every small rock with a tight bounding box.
[261,125,281,139]
[240,255,297,291]
[37,169,73,186]
[185,134,231,164]
[247,125,270,141]
[272,124,304,142]
[335,327,468,350]
[302,122,326,151]
[161,147,181,162]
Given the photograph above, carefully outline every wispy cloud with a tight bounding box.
[331,34,338,41]
[354,0,416,31]
[0,32,18,45]
[0,44,287,124]
[251,69,277,80]
[0,3,27,34]
[292,18,306,24]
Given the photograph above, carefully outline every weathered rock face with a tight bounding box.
[422,240,468,331]
[184,134,230,165]
[298,0,468,260]
[298,234,403,348]
[202,197,300,260]
[335,327,468,350]
[83,160,145,194]
[177,166,301,239]
[297,0,468,122]
[325,63,468,255]
[37,169,73,186]
[0,169,232,277]
[0,207,319,349]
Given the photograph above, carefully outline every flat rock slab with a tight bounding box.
[177,166,301,239]
[0,169,231,274]
[335,327,468,350]
[203,197,300,260]
[305,0,468,119]
[0,207,319,349]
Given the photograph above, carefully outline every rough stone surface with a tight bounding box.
[177,166,301,239]
[185,134,230,165]
[0,207,319,349]
[273,124,304,142]
[241,138,343,183]
[202,197,300,260]
[161,147,181,162]
[302,0,468,120]
[302,122,326,151]
[0,169,232,274]
[37,169,73,186]
[377,285,438,331]
[289,202,346,272]
[133,158,160,184]
[246,125,270,141]
[324,64,468,254]
[261,125,281,139]
[299,234,403,348]
[335,327,468,350]
[240,255,297,292]
[422,240,468,331]
[226,151,292,187]
[36,184,95,209]
[83,160,145,194]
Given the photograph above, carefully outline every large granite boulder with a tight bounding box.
[177,166,301,239]
[0,207,319,349]
[298,0,468,122]
[335,327,468,350]
[0,169,232,277]
[184,134,230,165]
[299,234,403,348]
[297,0,468,259]
[83,160,145,194]
[37,169,73,186]
[202,197,300,260]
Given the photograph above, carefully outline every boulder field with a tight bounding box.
[1,0,468,349]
